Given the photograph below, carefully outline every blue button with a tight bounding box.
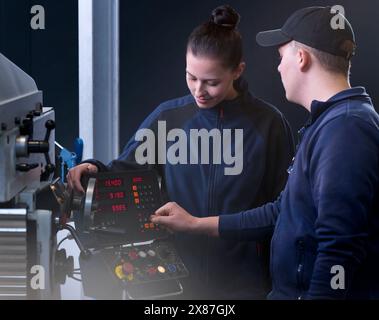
[167,264,176,273]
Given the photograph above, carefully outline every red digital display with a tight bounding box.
[132,177,143,183]
[112,204,127,213]
[96,191,126,201]
[98,203,127,214]
[100,178,123,188]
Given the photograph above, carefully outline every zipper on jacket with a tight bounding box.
[219,107,224,119]
[297,127,306,148]
[287,126,306,174]
[207,107,224,215]
[205,106,224,287]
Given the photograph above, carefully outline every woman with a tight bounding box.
[68,5,294,299]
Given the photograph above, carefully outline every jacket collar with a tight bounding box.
[306,86,371,126]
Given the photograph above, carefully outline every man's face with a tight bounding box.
[186,51,239,109]
[277,42,299,103]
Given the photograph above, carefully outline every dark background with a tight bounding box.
[0,0,78,149]
[119,0,379,148]
[1,0,378,152]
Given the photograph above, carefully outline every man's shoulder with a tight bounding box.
[320,96,379,130]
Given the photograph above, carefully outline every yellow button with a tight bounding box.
[157,266,166,274]
[115,265,126,280]
[126,274,134,281]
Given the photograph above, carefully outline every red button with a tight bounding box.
[128,250,138,260]
[122,262,134,274]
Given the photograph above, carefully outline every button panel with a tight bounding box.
[112,241,189,285]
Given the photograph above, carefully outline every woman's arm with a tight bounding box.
[151,195,282,241]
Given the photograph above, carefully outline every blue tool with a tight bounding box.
[55,138,84,182]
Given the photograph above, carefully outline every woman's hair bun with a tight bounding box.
[210,5,240,29]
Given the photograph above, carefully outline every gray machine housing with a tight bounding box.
[0,52,59,299]
[0,53,55,203]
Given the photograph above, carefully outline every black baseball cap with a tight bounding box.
[256,6,356,59]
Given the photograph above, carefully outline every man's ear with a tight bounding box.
[234,62,246,80]
[297,49,311,72]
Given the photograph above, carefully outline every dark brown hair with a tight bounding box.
[187,5,243,70]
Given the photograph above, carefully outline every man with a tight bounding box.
[151,6,379,299]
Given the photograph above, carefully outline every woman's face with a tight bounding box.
[186,51,243,109]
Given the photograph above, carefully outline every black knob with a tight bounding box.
[20,118,33,137]
[45,120,56,130]
[26,112,34,119]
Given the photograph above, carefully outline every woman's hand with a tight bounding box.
[151,202,219,237]
[66,163,98,193]
[150,202,198,233]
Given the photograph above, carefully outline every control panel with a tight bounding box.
[70,170,190,299]
[111,241,188,285]
[81,170,168,243]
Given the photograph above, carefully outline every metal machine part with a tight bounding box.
[0,54,55,202]
[83,177,96,232]
[0,209,27,299]
[0,201,61,300]
[0,52,70,299]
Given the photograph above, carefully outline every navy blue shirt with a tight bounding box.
[220,87,379,299]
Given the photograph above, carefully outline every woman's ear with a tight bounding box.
[234,62,246,79]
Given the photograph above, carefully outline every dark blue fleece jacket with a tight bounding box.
[220,87,379,299]
[87,79,294,299]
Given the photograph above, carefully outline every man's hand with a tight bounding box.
[151,202,219,237]
[66,163,98,193]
